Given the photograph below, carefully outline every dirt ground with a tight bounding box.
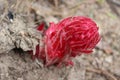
[0,0,120,80]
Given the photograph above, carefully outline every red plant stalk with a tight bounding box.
[30,16,101,66]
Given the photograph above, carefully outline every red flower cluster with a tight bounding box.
[31,16,100,66]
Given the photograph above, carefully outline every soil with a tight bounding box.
[0,0,120,80]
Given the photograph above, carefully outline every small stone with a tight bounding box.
[104,56,113,63]
[17,78,23,80]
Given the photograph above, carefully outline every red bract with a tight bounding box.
[44,16,100,66]
[37,22,45,31]
[30,16,100,66]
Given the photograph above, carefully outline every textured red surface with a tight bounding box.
[31,16,101,66]
[37,22,45,31]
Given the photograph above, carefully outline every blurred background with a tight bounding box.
[0,0,120,80]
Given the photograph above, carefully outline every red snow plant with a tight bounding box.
[31,16,101,66]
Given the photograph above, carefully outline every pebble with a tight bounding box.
[104,56,113,63]
[17,78,23,80]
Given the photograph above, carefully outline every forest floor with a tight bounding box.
[0,0,120,80]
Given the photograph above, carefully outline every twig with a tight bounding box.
[109,0,120,7]
[106,0,120,17]
[14,0,23,13]
[35,59,44,68]
[86,68,117,80]
[0,1,8,23]
[54,0,58,8]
